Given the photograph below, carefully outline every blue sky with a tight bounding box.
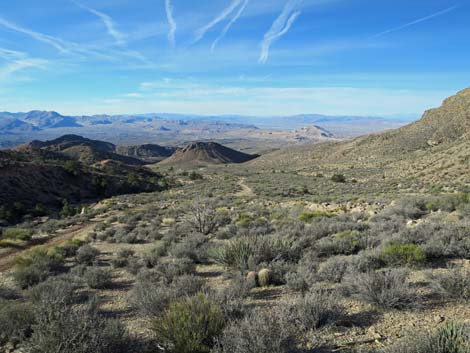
[0,0,467,116]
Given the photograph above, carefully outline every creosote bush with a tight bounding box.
[76,244,100,265]
[13,248,64,289]
[380,242,426,267]
[428,266,470,300]
[342,268,418,309]
[377,322,470,353]
[213,308,294,353]
[151,294,225,353]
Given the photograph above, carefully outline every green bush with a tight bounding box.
[76,245,100,265]
[13,248,64,289]
[151,294,225,353]
[83,267,113,289]
[1,228,33,241]
[381,243,426,267]
[298,210,334,223]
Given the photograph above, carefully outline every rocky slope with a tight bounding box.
[159,142,259,166]
[251,88,470,184]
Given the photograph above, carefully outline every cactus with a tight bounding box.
[246,271,258,287]
[258,269,272,287]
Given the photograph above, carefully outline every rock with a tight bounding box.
[434,315,445,323]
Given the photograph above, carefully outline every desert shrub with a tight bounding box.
[57,242,80,257]
[168,234,210,264]
[0,300,34,345]
[28,296,131,353]
[285,271,310,293]
[144,242,169,267]
[76,245,100,265]
[28,275,79,306]
[299,210,334,223]
[318,255,351,283]
[13,248,64,289]
[348,250,384,273]
[1,227,33,241]
[83,267,113,289]
[288,287,345,331]
[379,322,470,353]
[428,266,470,300]
[0,285,20,300]
[151,294,225,353]
[380,243,426,267]
[331,174,346,183]
[208,275,252,320]
[186,200,222,235]
[111,248,135,268]
[342,268,418,309]
[210,236,295,272]
[213,308,294,353]
[421,225,470,260]
[154,257,195,281]
[131,270,204,316]
[316,230,364,256]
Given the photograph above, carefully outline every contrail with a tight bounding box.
[72,1,126,45]
[259,0,302,64]
[0,17,68,53]
[211,0,249,52]
[165,0,177,48]
[370,5,458,39]
[194,0,243,43]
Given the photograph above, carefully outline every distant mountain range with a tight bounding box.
[0,110,415,152]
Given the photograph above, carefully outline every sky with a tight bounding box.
[0,0,467,117]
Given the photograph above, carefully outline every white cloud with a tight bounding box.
[211,0,249,52]
[0,17,68,53]
[194,0,244,43]
[72,1,126,45]
[370,5,458,39]
[259,0,302,63]
[165,0,177,48]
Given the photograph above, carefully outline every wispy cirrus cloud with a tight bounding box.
[0,57,48,81]
[72,1,126,45]
[370,5,458,39]
[211,0,249,52]
[165,0,177,48]
[259,0,302,64]
[0,17,68,53]
[194,0,245,43]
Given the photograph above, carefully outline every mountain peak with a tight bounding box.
[160,141,258,165]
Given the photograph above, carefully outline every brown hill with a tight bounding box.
[17,135,144,165]
[159,142,259,166]
[0,136,170,224]
[116,144,176,163]
[251,88,470,184]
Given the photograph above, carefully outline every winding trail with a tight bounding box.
[235,178,255,197]
[0,223,96,273]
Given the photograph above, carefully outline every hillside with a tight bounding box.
[251,88,470,184]
[0,136,170,223]
[18,135,145,165]
[117,144,176,163]
[159,142,259,166]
